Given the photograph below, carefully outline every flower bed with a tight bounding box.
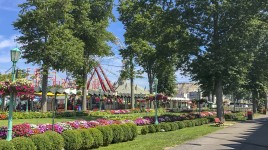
[0,123,138,150]
[0,119,135,139]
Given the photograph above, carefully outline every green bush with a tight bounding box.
[30,134,52,150]
[207,116,215,123]
[160,122,172,132]
[177,121,185,129]
[110,124,124,143]
[153,124,161,132]
[0,140,15,150]
[44,131,64,150]
[141,126,149,135]
[88,128,103,148]
[77,129,94,150]
[170,122,178,131]
[96,126,113,146]
[201,118,208,124]
[126,123,138,140]
[61,130,82,150]
[120,124,132,141]
[191,120,196,127]
[195,119,201,126]
[148,125,156,133]
[12,137,36,150]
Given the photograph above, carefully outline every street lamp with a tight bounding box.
[99,87,102,111]
[7,47,21,141]
[198,88,201,117]
[154,77,158,125]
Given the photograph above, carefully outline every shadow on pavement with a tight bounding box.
[221,117,268,150]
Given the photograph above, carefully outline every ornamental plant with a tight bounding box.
[0,79,34,98]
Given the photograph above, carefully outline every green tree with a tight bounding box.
[246,18,268,113]
[13,0,84,112]
[118,0,194,95]
[70,0,115,111]
[177,0,267,120]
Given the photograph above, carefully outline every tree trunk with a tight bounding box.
[82,68,87,111]
[1,95,5,111]
[130,77,135,109]
[41,66,48,112]
[252,90,258,113]
[215,78,224,121]
[265,93,268,114]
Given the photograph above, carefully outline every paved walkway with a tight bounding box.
[166,114,268,150]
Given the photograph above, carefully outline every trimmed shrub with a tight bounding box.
[12,137,36,150]
[0,140,15,150]
[126,123,138,140]
[120,124,132,141]
[110,124,124,143]
[195,120,201,126]
[141,126,149,135]
[88,128,103,148]
[177,121,185,129]
[207,116,215,123]
[30,134,52,150]
[170,122,178,131]
[182,120,189,127]
[148,125,156,133]
[191,120,196,127]
[44,131,64,150]
[96,126,113,146]
[160,123,171,132]
[153,124,161,132]
[61,130,82,150]
[77,129,94,150]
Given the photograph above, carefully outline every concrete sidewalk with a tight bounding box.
[166,115,268,150]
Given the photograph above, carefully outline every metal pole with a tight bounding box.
[52,91,57,131]
[154,79,158,125]
[64,93,68,112]
[198,89,201,116]
[7,62,16,141]
[26,99,28,112]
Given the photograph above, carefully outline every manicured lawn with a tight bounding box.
[98,124,223,150]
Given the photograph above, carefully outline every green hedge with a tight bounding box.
[96,126,113,146]
[126,123,138,140]
[88,128,103,148]
[12,137,36,150]
[120,124,132,141]
[0,140,15,150]
[62,130,82,150]
[30,134,52,150]
[44,131,64,150]
[153,124,161,132]
[110,124,124,143]
[141,126,149,135]
[78,129,94,150]
[148,125,156,133]
[176,121,185,129]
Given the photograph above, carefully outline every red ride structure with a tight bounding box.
[87,64,116,93]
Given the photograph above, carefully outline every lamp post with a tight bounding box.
[154,77,158,125]
[99,88,102,111]
[198,88,201,117]
[7,47,21,141]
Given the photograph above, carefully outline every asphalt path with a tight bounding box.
[165,114,268,150]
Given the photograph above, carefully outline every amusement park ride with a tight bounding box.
[25,63,121,92]
[24,37,125,93]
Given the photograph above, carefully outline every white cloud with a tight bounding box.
[0,0,24,12]
[0,56,10,63]
[0,35,18,49]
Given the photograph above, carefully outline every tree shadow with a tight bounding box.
[221,118,268,150]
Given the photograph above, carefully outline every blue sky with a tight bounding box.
[0,0,190,89]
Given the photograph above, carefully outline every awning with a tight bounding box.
[34,92,65,96]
